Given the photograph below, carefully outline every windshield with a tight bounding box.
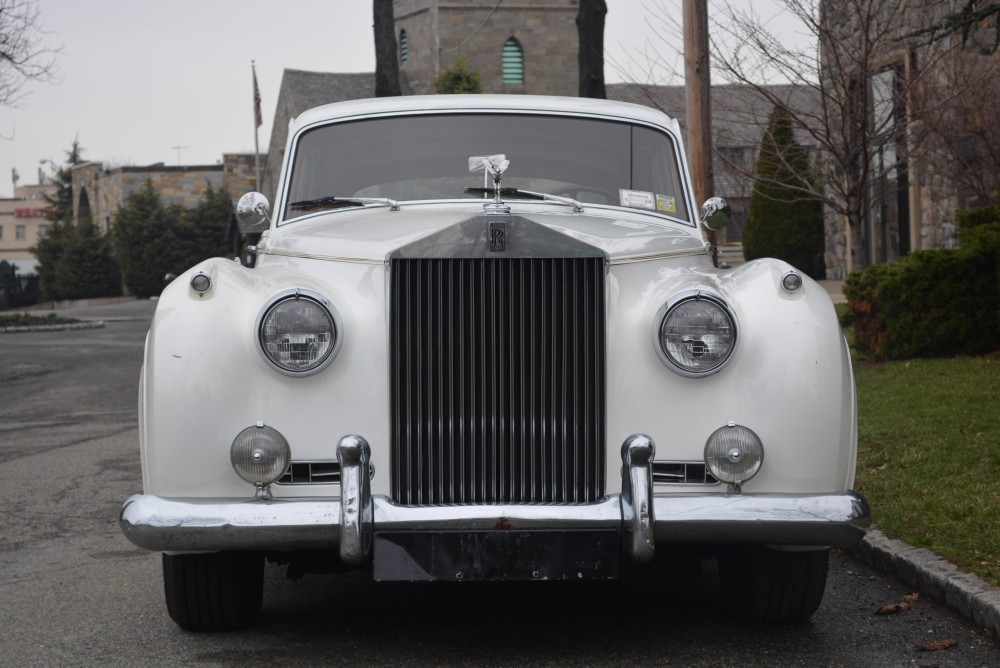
[282,113,691,223]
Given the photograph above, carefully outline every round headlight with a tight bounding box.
[653,291,737,376]
[257,289,342,376]
[704,423,764,484]
[231,423,291,486]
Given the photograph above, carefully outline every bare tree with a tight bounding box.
[906,0,999,53]
[373,0,401,97]
[630,1,996,272]
[910,9,1000,206]
[0,0,58,108]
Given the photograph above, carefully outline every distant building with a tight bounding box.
[70,154,262,235]
[0,183,56,275]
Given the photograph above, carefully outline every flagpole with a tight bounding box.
[252,60,262,193]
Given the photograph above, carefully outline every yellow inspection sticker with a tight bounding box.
[619,189,655,209]
[656,195,677,214]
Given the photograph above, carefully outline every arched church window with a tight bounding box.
[502,37,524,86]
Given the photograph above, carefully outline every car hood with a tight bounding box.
[260,202,707,265]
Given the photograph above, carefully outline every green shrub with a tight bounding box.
[433,56,482,94]
[844,248,998,360]
[957,195,1000,297]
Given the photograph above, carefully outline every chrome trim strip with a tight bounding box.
[621,434,656,563]
[337,435,373,566]
[119,490,869,554]
[373,495,623,532]
[608,249,709,265]
[260,248,385,265]
[653,491,872,548]
[119,494,343,552]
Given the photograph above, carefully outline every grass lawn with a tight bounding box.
[853,353,1000,587]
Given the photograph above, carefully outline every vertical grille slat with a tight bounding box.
[391,253,606,506]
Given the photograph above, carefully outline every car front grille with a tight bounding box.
[390,255,606,505]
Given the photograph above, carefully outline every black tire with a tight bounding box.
[162,551,264,631]
[718,545,829,624]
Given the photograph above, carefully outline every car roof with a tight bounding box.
[290,94,683,136]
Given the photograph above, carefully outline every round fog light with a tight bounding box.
[231,423,291,486]
[190,272,212,293]
[781,270,803,293]
[704,423,763,484]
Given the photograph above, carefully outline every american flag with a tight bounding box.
[253,64,262,128]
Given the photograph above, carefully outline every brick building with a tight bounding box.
[0,184,56,275]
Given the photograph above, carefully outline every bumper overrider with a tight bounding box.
[120,435,871,580]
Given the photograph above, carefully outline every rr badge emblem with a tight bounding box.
[489,221,506,252]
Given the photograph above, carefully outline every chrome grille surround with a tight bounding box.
[389,215,607,506]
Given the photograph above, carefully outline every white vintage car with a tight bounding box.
[120,95,870,631]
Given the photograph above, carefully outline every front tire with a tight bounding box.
[162,551,264,631]
[718,545,829,624]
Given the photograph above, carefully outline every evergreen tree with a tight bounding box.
[31,139,121,300]
[181,182,232,264]
[111,180,233,297]
[433,56,482,94]
[742,104,826,279]
[111,181,184,298]
[53,219,121,300]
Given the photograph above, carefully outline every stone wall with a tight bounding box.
[395,0,578,95]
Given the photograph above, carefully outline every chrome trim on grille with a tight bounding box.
[389,219,607,506]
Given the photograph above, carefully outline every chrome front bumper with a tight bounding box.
[120,434,871,565]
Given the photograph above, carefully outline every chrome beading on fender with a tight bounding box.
[621,434,656,563]
[337,434,372,566]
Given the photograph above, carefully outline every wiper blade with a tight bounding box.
[290,196,399,211]
[464,186,544,200]
[463,187,582,212]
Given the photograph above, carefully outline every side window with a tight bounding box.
[502,37,524,87]
[399,29,408,66]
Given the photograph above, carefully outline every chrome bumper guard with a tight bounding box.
[120,434,871,560]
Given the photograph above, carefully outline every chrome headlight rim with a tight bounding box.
[652,289,738,378]
[255,287,343,377]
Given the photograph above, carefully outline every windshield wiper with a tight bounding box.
[290,196,399,211]
[463,187,582,212]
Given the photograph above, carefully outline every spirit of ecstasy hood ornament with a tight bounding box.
[469,154,511,215]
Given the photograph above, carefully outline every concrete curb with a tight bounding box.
[848,528,1000,636]
[1,320,106,334]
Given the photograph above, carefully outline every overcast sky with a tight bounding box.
[0,0,801,198]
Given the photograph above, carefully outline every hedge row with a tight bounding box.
[844,199,1000,360]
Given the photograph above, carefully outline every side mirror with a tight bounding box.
[237,192,271,228]
[699,197,731,232]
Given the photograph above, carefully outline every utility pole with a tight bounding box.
[684,0,717,263]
